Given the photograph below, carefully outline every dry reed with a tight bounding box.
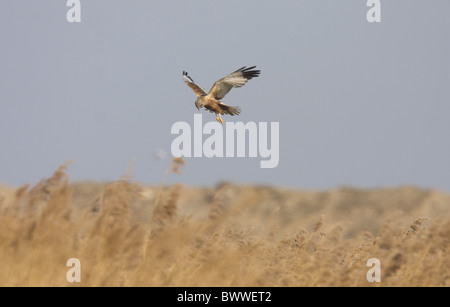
[0,162,449,286]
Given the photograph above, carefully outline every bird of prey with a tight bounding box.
[182,66,260,123]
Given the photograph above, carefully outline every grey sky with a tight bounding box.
[1,1,450,192]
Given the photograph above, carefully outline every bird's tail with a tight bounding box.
[219,104,241,116]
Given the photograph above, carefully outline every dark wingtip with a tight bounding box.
[183,70,195,82]
[234,66,247,73]
[241,66,261,80]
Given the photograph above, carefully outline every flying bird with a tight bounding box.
[182,66,260,123]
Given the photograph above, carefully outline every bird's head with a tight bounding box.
[195,98,204,110]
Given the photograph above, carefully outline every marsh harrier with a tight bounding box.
[182,66,260,123]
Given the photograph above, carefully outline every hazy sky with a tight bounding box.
[1,1,450,192]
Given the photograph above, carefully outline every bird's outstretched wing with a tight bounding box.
[208,66,260,100]
[183,71,207,97]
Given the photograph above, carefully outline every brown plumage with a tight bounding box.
[182,66,260,123]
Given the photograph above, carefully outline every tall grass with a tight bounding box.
[0,161,449,286]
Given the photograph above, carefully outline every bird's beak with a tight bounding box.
[196,106,200,110]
